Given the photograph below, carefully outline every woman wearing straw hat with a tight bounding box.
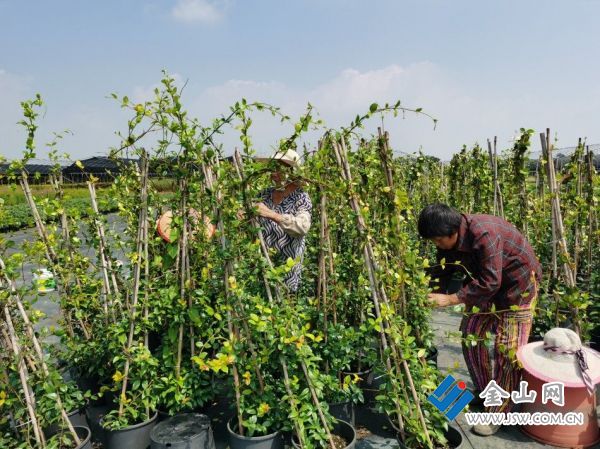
[252,149,312,292]
[418,203,542,436]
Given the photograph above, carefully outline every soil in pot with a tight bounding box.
[151,413,215,449]
[227,418,284,449]
[291,419,356,449]
[396,424,463,449]
[101,412,158,449]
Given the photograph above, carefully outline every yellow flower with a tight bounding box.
[192,356,210,371]
[207,353,234,373]
[243,371,251,386]
[112,370,124,382]
[228,276,237,290]
[0,391,6,407]
[257,403,270,417]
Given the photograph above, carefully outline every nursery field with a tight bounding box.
[0,78,599,449]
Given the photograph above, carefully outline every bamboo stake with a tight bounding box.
[540,131,580,335]
[493,137,504,217]
[50,172,81,291]
[88,181,119,320]
[0,262,81,445]
[280,357,306,448]
[203,159,266,394]
[207,158,249,436]
[585,147,596,288]
[334,135,434,446]
[317,189,329,374]
[300,360,337,449]
[330,138,412,443]
[377,128,407,318]
[3,306,45,447]
[119,152,149,418]
[175,174,188,379]
[22,174,89,339]
[231,150,338,447]
[573,141,583,278]
[20,172,57,264]
[543,134,558,281]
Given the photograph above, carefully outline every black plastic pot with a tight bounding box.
[102,412,158,449]
[397,424,463,449]
[227,418,284,449]
[45,407,89,436]
[328,401,355,427]
[151,413,215,449]
[291,419,356,449]
[48,425,92,449]
[157,408,171,422]
[85,404,110,444]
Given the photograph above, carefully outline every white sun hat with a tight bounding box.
[517,327,600,395]
[256,149,302,168]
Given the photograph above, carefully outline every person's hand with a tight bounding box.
[254,202,273,218]
[428,293,460,308]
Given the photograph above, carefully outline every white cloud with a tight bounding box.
[5,63,597,161]
[171,0,226,24]
[186,63,473,157]
[185,62,600,159]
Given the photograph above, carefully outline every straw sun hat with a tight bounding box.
[255,149,302,169]
[517,328,600,395]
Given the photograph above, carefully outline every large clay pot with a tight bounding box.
[518,369,600,448]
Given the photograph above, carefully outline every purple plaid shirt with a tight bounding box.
[438,214,542,310]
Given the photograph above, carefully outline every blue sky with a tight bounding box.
[2,0,600,161]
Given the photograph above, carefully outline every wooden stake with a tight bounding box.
[119,151,150,418]
[540,131,580,334]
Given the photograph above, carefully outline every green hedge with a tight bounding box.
[0,196,118,232]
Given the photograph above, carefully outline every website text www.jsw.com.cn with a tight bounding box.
[428,375,585,425]
[464,412,584,426]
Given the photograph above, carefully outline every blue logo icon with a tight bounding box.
[427,375,474,420]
